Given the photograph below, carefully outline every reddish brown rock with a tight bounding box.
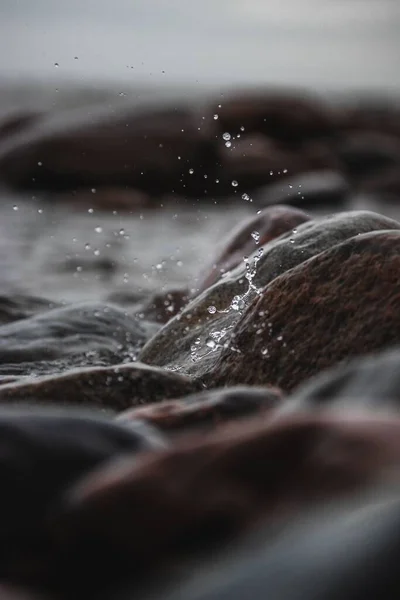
[336,132,400,181]
[117,385,283,435]
[210,92,337,143]
[140,288,190,324]
[43,412,400,589]
[359,167,400,199]
[0,104,218,196]
[210,230,400,391]
[197,205,310,293]
[0,110,43,140]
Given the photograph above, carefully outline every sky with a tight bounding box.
[1,0,400,91]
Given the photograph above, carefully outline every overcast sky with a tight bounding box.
[1,0,400,90]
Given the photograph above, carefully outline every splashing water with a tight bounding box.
[190,246,264,363]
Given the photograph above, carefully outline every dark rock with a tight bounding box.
[211,230,400,391]
[117,385,283,435]
[217,135,340,193]
[210,92,337,143]
[336,133,400,181]
[139,288,190,324]
[253,170,350,210]
[0,362,198,410]
[153,492,400,600]
[359,167,400,199]
[281,346,400,414]
[0,407,165,584]
[54,186,151,212]
[0,301,158,377]
[197,205,310,293]
[43,412,400,591]
[0,295,59,325]
[139,211,400,381]
[0,110,43,140]
[0,104,218,196]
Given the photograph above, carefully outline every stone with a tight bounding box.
[0,294,59,326]
[0,362,198,410]
[139,211,400,382]
[209,92,337,143]
[197,205,310,293]
[253,170,350,210]
[280,346,400,414]
[336,132,400,181]
[211,230,400,391]
[0,407,166,587]
[0,301,158,378]
[0,104,218,197]
[43,412,400,591]
[117,385,283,435]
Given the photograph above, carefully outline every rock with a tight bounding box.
[139,288,190,324]
[0,104,218,196]
[339,103,400,139]
[0,407,165,587]
[216,135,340,193]
[253,170,350,210]
[336,132,400,181]
[0,301,158,378]
[209,92,336,143]
[139,211,400,382]
[0,110,42,140]
[280,346,400,414]
[197,205,310,293]
[0,361,198,410]
[117,385,283,435]
[152,492,400,600]
[211,230,400,391]
[43,412,400,591]
[0,294,59,325]
[359,167,400,199]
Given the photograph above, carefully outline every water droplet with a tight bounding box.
[37,161,42,166]
[94,226,103,233]
[242,193,250,201]
[222,132,231,141]
[12,205,18,211]
[251,231,260,243]
[91,188,96,194]
[231,180,238,187]
[208,305,217,314]
[88,208,94,214]
[54,62,59,68]
[189,168,194,175]
[177,260,183,267]
[225,141,232,148]
[84,243,91,250]
[240,126,245,131]
[257,210,262,215]
[292,228,297,234]
[213,114,219,120]
[289,238,295,244]
[261,348,268,356]
[119,229,125,236]
[277,335,283,341]
[206,339,217,349]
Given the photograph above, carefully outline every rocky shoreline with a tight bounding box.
[0,88,400,599]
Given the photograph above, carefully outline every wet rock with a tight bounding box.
[217,135,339,193]
[339,103,400,139]
[253,170,350,210]
[43,412,400,590]
[210,92,336,143]
[0,362,198,410]
[0,294,59,325]
[337,132,400,181]
[197,205,310,293]
[0,407,165,586]
[153,492,400,600]
[0,301,158,377]
[139,288,190,324]
[139,211,400,381]
[359,167,400,199]
[211,230,400,391]
[281,346,400,414]
[0,104,218,196]
[117,385,283,435]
